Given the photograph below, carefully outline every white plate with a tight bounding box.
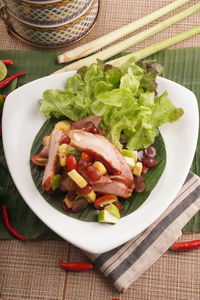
[2,73,199,254]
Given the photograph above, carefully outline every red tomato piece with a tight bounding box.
[94,194,118,209]
[31,154,48,167]
[66,154,77,171]
[142,165,148,174]
[81,152,92,162]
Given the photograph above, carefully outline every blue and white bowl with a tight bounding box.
[4,0,94,25]
[3,0,99,48]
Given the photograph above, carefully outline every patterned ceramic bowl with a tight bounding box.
[23,0,61,3]
[2,0,99,48]
[4,0,94,25]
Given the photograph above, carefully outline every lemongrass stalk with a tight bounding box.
[57,0,191,64]
[109,26,200,67]
[54,3,200,73]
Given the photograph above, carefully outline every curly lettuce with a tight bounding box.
[40,60,184,150]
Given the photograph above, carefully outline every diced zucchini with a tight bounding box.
[132,162,143,176]
[68,169,87,188]
[121,149,138,161]
[124,156,135,169]
[98,210,119,224]
[54,120,71,132]
[87,190,96,203]
[58,143,68,166]
[52,175,61,190]
[105,204,120,218]
[93,161,107,175]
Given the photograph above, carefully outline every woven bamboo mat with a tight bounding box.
[0,0,200,299]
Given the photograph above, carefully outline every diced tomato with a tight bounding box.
[66,154,77,171]
[76,185,92,195]
[94,194,118,210]
[81,151,92,162]
[86,165,101,182]
[31,154,48,167]
[142,166,148,174]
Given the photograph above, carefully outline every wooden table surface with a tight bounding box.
[0,0,200,299]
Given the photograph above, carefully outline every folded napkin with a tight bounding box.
[86,172,200,292]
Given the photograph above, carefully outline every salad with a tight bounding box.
[31,59,184,224]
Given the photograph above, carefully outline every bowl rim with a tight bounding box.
[5,0,95,28]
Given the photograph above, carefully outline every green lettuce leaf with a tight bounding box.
[39,60,184,150]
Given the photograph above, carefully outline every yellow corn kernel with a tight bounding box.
[43,135,50,146]
[58,143,68,166]
[132,162,143,176]
[54,120,71,132]
[93,161,107,175]
[87,191,96,203]
[63,196,73,209]
[68,169,87,188]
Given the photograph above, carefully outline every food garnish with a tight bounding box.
[1,205,26,241]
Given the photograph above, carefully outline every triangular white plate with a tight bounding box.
[2,73,199,254]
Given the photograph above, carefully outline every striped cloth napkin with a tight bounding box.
[86,172,200,292]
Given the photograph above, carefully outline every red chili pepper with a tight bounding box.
[1,205,26,240]
[170,240,200,251]
[59,261,94,271]
[2,59,14,66]
[0,72,26,89]
[0,95,7,100]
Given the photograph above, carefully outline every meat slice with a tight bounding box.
[69,130,134,187]
[71,115,101,129]
[42,129,63,190]
[92,181,132,198]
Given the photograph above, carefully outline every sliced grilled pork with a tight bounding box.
[92,181,132,198]
[42,129,63,190]
[68,130,134,188]
[71,115,101,129]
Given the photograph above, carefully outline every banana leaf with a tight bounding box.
[30,118,166,222]
[0,47,200,238]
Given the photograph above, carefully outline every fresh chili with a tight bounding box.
[2,59,14,66]
[0,72,26,89]
[1,205,26,241]
[59,261,94,271]
[0,95,7,100]
[170,239,200,251]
